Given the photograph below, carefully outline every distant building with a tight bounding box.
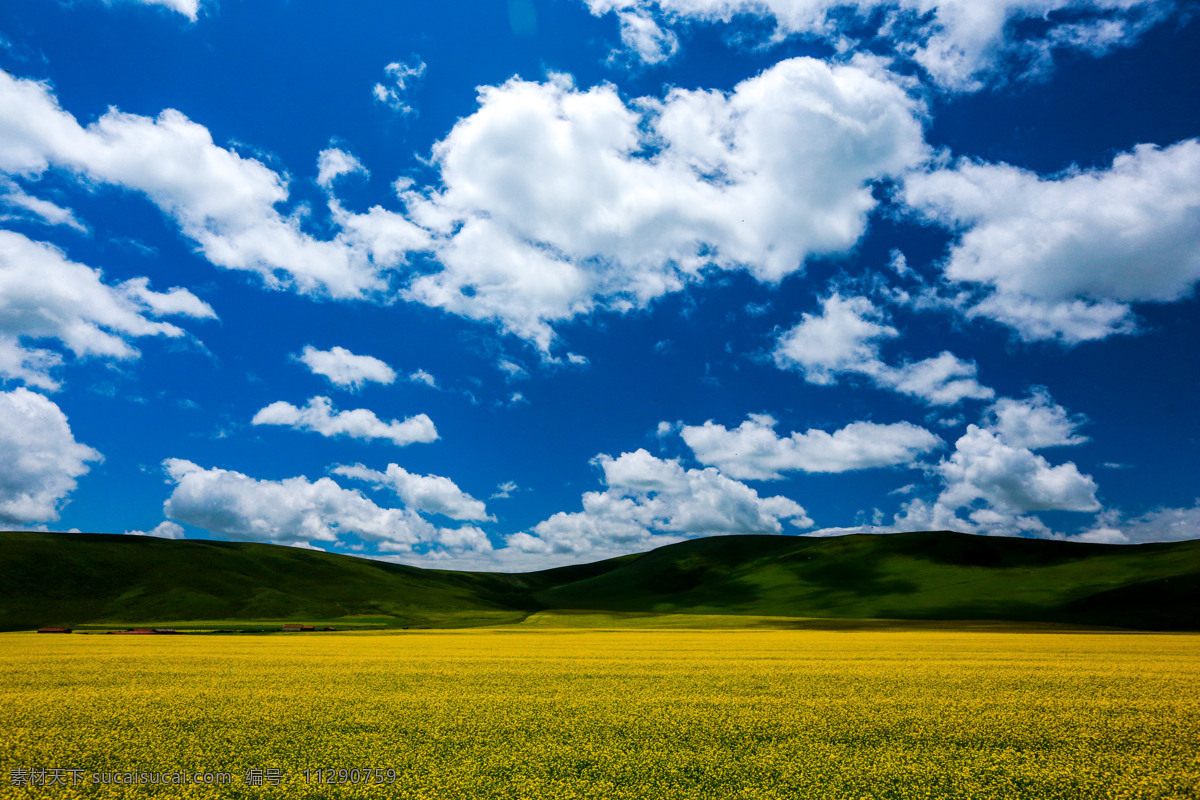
[37,627,71,633]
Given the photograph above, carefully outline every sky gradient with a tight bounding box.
[0,0,1197,570]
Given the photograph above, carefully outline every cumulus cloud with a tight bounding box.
[615,10,680,64]
[1075,502,1200,544]
[773,294,896,385]
[840,392,1100,537]
[0,230,215,390]
[162,459,431,550]
[905,140,1200,343]
[316,147,368,189]
[507,448,811,559]
[0,388,102,525]
[773,292,993,405]
[403,58,926,350]
[985,389,1088,450]
[373,58,426,114]
[682,414,942,479]
[124,520,185,539]
[585,0,1172,90]
[0,71,427,300]
[334,463,491,521]
[888,496,1056,538]
[162,460,496,556]
[295,345,396,390]
[251,396,438,447]
[937,425,1100,514]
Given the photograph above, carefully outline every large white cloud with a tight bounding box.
[773,292,993,405]
[0,230,215,390]
[162,460,497,556]
[937,425,1100,514]
[682,414,942,479]
[403,57,926,350]
[295,345,396,390]
[586,0,1172,91]
[162,459,433,550]
[0,71,428,300]
[507,448,811,559]
[905,139,1200,343]
[251,396,438,447]
[334,463,492,522]
[827,391,1101,537]
[1075,502,1200,544]
[0,388,102,525]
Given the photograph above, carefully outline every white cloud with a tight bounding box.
[773,293,896,385]
[905,140,1200,342]
[334,463,491,521]
[884,351,995,406]
[429,524,494,555]
[937,425,1100,514]
[682,414,942,479]
[889,496,1055,538]
[616,10,680,64]
[161,460,497,557]
[373,58,426,114]
[403,58,925,350]
[408,369,437,388]
[295,345,396,390]
[986,389,1088,450]
[1075,502,1200,544]
[586,0,1172,91]
[0,388,102,525]
[0,338,62,392]
[316,147,368,189]
[0,230,215,390]
[112,0,200,19]
[0,180,86,231]
[124,520,185,539]
[773,292,992,405]
[0,71,426,300]
[251,396,438,447]
[162,459,438,550]
[490,480,519,499]
[507,448,811,559]
[855,395,1100,537]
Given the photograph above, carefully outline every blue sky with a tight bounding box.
[0,0,1196,570]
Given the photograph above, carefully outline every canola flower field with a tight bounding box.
[2,626,1198,799]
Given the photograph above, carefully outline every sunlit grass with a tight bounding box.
[2,628,1197,798]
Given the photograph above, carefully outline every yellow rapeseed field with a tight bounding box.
[2,626,1198,799]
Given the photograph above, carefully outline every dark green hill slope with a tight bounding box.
[533,532,1200,630]
[2,530,1198,630]
[0,531,535,629]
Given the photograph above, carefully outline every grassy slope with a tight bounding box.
[2,530,1198,630]
[533,532,1200,629]
[0,532,535,629]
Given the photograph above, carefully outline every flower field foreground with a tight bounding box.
[2,627,1198,799]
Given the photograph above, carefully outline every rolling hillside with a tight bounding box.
[2,530,1197,630]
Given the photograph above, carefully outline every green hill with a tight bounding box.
[1,530,1197,630]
